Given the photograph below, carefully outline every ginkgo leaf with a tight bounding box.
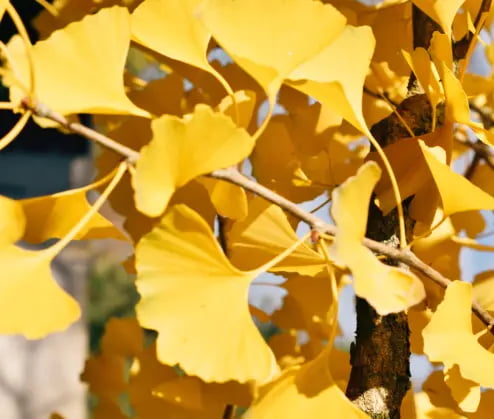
[329,162,425,315]
[133,104,254,217]
[21,176,127,244]
[199,0,346,98]
[445,364,481,413]
[199,178,248,220]
[8,7,148,117]
[271,273,334,339]
[411,0,464,37]
[100,317,144,357]
[132,0,226,84]
[245,346,368,419]
[473,271,494,314]
[0,246,80,339]
[287,25,375,134]
[402,47,443,115]
[419,140,494,216]
[423,281,494,389]
[216,90,256,129]
[227,197,326,275]
[81,353,127,399]
[0,195,26,247]
[135,204,279,383]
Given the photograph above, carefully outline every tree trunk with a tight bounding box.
[345,7,441,417]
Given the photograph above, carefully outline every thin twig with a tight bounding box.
[22,99,140,163]
[465,153,481,179]
[21,99,494,330]
[455,132,494,170]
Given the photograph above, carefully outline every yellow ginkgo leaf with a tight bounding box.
[199,178,248,220]
[0,246,80,339]
[227,197,326,275]
[287,25,375,135]
[473,271,494,314]
[429,32,453,72]
[216,90,256,129]
[135,204,279,383]
[245,346,368,419]
[445,364,481,413]
[199,0,346,98]
[419,140,494,216]
[329,162,425,315]
[132,0,229,88]
[271,273,334,340]
[402,47,443,116]
[100,317,144,357]
[8,6,148,117]
[411,0,464,37]
[423,281,494,389]
[0,195,26,247]
[133,104,254,217]
[438,63,494,145]
[21,175,127,244]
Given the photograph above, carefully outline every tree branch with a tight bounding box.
[21,99,494,331]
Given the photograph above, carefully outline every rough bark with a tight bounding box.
[345,6,441,417]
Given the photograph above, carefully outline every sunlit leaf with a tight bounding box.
[287,25,375,134]
[419,140,494,215]
[21,176,127,244]
[227,197,326,275]
[271,273,334,342]
[423,281,494,389]
[8,7,149,117]
[199,178,248,220]
[245,346,368,418]
[135,204,279,383]
[199,0,346,98]
[133,104,254,217]
[329,162,425,314]
[445,364,480,413]
[0,246,80,338]
[132,0,226,85]
[0,195,26,247]
[216,90,256,129]
[411,0,464,37]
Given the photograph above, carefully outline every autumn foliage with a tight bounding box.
[2,0,494,417]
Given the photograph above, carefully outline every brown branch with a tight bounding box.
[21,99,494,330]
[21,98,140,163]
[455,131,494,171]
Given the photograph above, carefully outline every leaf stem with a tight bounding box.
[6,3,35,98]
[47,161,128,257]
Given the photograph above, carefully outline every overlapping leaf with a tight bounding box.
[423,281,494,390]
[0,245,80,339]
[199,0,347,98]
[0,196,80,338]
[0,195,25,246]
[21,173,127,243]
[287,25,376,134]
[411,0,464,37]
[329,162,425,315]
[227,197,325,275]
[419,140,494,215]
[135,204,279,383]
[245,347,368,419]
[8,6,148,117]
[132,0,227,85]
[133,104,254,217]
